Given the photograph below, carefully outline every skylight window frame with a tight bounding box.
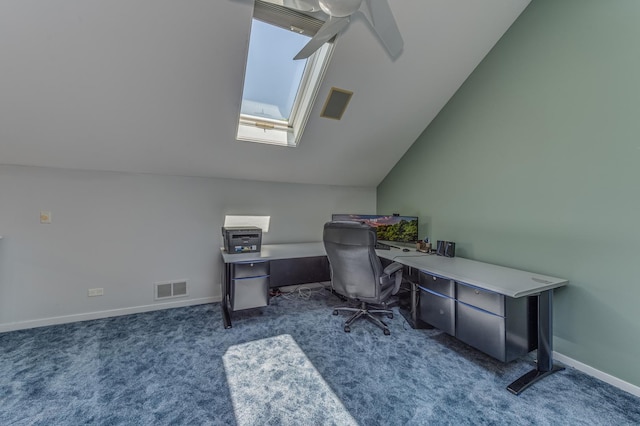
[236,1,336,148]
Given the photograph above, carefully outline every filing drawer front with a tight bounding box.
[419,272,454,297]
[419,289,455,335]
[231,276,269,311]
[232,261,270,279]
[456,282,504,316]
[456,302,506,362]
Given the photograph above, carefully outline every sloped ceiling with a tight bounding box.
[0,0,530,187]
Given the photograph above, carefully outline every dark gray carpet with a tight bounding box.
[1,289,639,425]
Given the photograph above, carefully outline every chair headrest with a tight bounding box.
[323,220,376,246]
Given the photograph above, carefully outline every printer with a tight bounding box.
[222,226,262,254]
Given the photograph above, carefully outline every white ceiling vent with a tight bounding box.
[155,280,188,300]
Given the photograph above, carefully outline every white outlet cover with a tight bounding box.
[88,288,104,297]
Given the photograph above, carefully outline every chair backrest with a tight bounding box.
[323,221,385,301]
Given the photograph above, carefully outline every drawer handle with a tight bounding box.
[250,263,254,267]
[432,276,437,281]
[475,290,480,295]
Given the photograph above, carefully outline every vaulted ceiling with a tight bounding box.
[0,0,530,186]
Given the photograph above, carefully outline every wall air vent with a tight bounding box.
[155,280,188,300]
[320,87,353,120]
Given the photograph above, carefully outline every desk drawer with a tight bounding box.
[419,272,454,297]
[456,302,506,362]
[418,288,455,336]
[456,282,504,316]
[232,261,270,279]
[231,276,269,311]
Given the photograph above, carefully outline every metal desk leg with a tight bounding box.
[222,262,233,329]
[398,278,430,329]
[411,280,420,326]
[507,289,564,394]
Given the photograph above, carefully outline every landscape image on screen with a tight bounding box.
[331,214,419,243]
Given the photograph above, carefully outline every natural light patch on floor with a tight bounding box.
[222,334,358,425]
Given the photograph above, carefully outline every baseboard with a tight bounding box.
[0,296,222,333]
[553,351,640,398]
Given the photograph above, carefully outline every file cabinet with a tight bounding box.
[418,272,455,336]
[230,261,270,311]
[221,243,332,329]
[418,272,536,362]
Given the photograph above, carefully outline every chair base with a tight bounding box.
[333,302,394,335]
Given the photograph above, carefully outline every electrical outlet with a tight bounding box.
[88,288,104,297]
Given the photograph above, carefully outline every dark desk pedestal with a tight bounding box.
[222,251,330,329]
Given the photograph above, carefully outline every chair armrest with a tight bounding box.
[383,262,403,276]
[382,262,403,295]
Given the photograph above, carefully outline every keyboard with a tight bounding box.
[375,242,391,250]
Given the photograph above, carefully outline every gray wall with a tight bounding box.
[0,165,375,330]
[378,0,640,387]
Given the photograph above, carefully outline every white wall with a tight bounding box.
[0,165,375,331]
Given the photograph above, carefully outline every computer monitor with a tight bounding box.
[331,214,419,243]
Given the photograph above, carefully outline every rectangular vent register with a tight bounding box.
[155,280,188,300]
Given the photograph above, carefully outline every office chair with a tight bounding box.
[323,221,403,335]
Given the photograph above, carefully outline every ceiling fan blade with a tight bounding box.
[259,0,321,12]
[364,0,403,58]
[293,16,349,60]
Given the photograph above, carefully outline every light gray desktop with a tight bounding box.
[220,242,568,394]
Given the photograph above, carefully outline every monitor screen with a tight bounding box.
[331,214,419,243]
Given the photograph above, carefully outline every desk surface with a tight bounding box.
[221,242,568,298]
[220,242,413,263]
[398,254,567,298]
[221,242,325,263]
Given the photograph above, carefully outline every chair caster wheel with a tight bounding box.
[387,313,394,319]
[344,326,351,333]
[333,310,339,316]
[383,329,390,336]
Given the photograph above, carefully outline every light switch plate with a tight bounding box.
[40,211,52,224]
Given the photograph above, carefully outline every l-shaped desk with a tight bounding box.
[220,242,568,394]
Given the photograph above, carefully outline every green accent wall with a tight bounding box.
[378,0,640,387]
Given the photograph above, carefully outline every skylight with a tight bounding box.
[241,20,308,122]
[236,1,335,147]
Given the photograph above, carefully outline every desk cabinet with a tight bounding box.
[222,244,332,328]
[418,273,537,362]
[418,272,455,335]
[456,283,535,362]
[230,261,270,311]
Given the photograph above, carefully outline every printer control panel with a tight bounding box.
[222,226,262,254]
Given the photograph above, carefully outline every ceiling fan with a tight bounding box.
[263,0,404,60]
